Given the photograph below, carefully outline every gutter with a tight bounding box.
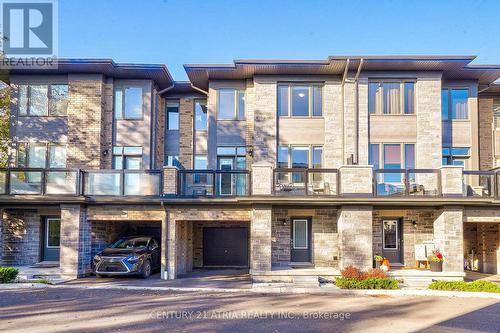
[190,83,209,95]
[158,83,175,95]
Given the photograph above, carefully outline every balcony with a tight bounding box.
[0,166,499,201]
[178,170,251,197]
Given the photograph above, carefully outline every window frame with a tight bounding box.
[18,83,69,117]
[368,80,416,115]
[112,146,143,170]
[16,142,67,169]
[442,147,470,167]
[114,84,145,120]
[441,87,469,120]
[277,83,323,118]
[217,89,245,121]
[277,144,324,169]
[166,100,180,130]
[369,142,416,171]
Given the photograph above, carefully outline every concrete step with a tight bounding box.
[292,275,319,287]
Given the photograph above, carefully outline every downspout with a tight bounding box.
[158,83,175,95]
[341,59,350,164]
[190,83,209,96]
[353,58,364,164]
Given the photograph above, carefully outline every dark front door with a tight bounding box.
[382,219,403,264]
[203,227,248,267]
[43,218,60,261]
[290,218,312,263]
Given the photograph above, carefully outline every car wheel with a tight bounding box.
[141,260,151,279]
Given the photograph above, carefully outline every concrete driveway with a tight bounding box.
[62,268,252,290]
[1,287,500,332]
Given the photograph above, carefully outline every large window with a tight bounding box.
[278,145,323,183]
[442,147,470,167]
[194,100,208,130]
[166,100,179,130]
[442,88,468,120]
[278,84,322,117]
[114,85,144,120]
[369,81,414,115]
[165,155,181,168]
[218,89,245,120]
[369,143,415,182]
[19,84,68,116]
[17,143,67,168]
[113,146,142,170]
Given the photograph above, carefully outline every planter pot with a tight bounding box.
[430,261,443,272]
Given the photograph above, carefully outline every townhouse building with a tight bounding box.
[1,56,500,285]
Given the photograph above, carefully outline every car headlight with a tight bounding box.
[125,255,140,264]
[93,254,102,263]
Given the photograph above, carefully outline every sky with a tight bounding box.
[58,0,500,80]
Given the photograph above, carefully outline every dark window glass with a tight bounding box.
[278,146,289,168]
[278,86,289,116]
[404,82,414,114]
[441,89,449,120]
[369,144,380,169]
[291,86,309,117]
[167,102,179,130]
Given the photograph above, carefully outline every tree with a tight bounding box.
[0,84,9,168]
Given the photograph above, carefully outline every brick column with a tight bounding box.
[60,204,91,278]
[163,166,178,196]
[339,165,373,196]
[338,206,373,270]
[440,166,464,197]
[433,207,464,272]
[251,163,273,195]
[160,210,168,280]
[166,209,177,279]
[250,206,272,273]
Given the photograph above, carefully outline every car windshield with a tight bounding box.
[110,237,150,249]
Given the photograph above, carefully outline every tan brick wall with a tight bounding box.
[155,94,166,168]
[339,165,372,195]
[478,98,494,170]
[101,78,114,169]
[67,75,105,169]
[251,206,272,272]
[86,205,165,221]
[179,98,194,168]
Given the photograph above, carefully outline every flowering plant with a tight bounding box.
[374,255,384,262]
[428,249,445,262]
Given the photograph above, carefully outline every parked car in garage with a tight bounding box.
[93,236,160,278]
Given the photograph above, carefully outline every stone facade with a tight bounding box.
[433,207,464,272]
[101,78,114,169]
[250,206,272,272]
[323,81,343,168]
[271,208,339,268]
[338,206,373,270]
[373,209,435,265]
[60,205,91,277]
[339,165,372,195]
[251,163,273,195]
[252,77,276,164]
[0,209,41,266]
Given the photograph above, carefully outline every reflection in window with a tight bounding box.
[278,84,322,117]
[442,147,470,167]
[383,83,401,115]
[113,146,143,170]
[442,88,469,120]
[369,81,414,115]
[195,100,207,130]
[29,85,49,116]
[369,144,380,169]
[49,145,67,168]
[166,101,179,130]
[383,144,401,182]
[114,85,144,119]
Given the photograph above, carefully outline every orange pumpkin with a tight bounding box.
[382,258,390,268]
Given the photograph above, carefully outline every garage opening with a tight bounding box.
[464,223,499,274]
[91,220,162,278]
[203,227,248,267]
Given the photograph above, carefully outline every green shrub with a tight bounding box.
[0,267,19,283]
[428,280,500,293]
[335,277,399,289]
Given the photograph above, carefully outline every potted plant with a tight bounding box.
[428,249,444,272]
[374,255,384,268]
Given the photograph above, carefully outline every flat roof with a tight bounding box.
[9,58,174,89]
[185,56,500,90]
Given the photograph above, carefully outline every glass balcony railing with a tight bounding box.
[179,170,250,197]
[83,170,161,196]
[463,171,496,198]
[0,169,80,195]
[274,168,339,196]
[374,169,441,197]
